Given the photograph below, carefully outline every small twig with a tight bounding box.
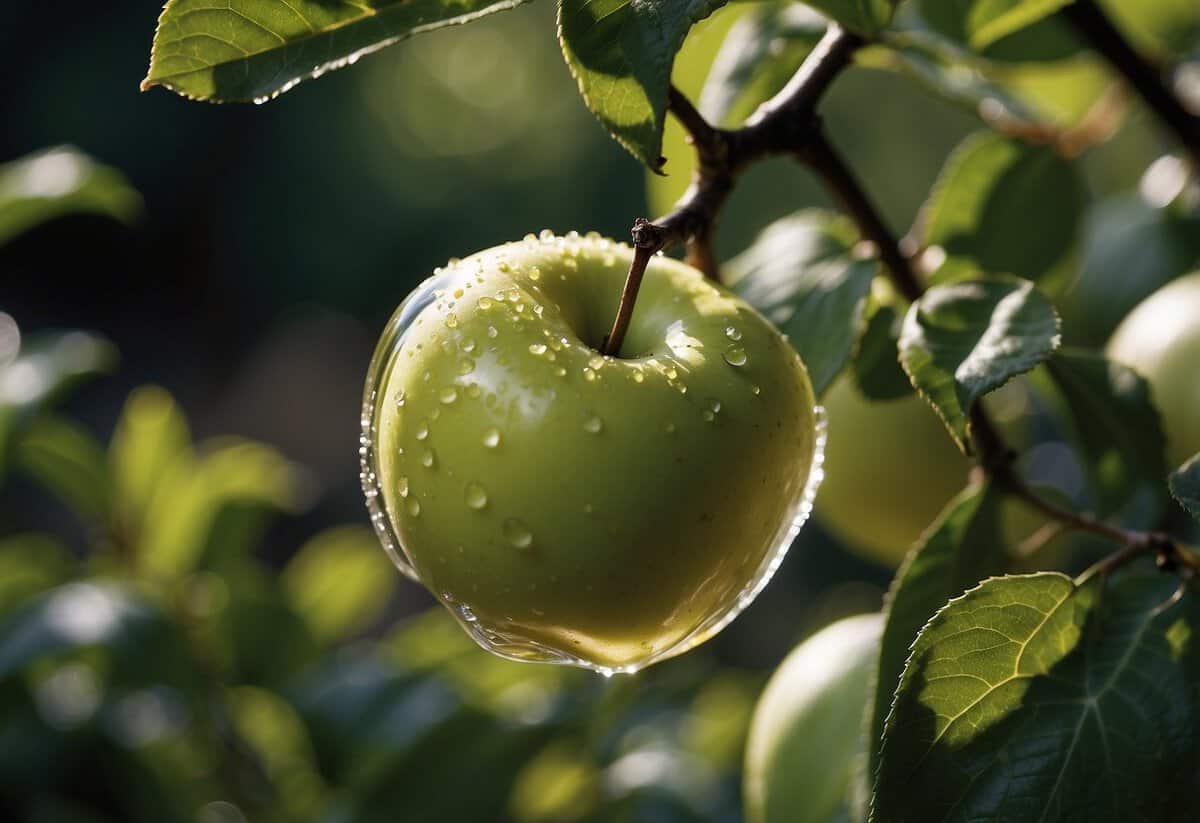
[1062,0,1200,167]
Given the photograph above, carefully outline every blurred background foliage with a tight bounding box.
[1,0,1199,821]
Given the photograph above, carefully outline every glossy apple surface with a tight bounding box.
[743,612,882,823]
[1107,270,1200,468]
[361,232,821,673]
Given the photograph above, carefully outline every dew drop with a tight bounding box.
[523,232,537,242]
[478,297,495,311]
[555,367,567,377]
[723,346,748,367]
[462,337,477,353]
[422,448,437,468]
[398,476,409,498]
[631,370,645,383]
[439,387,459,404]
[702,410,715,422]
[709,398,722,414]
[466,384,481,399]
[415,420,430,441]
[725,326,743,341]
[503,518,534,550]
[487,325,499,339]
[453,288,464,299]
[529,266,541,281]
[539,229,554,241]
[583,368,596,383]
[588,355,605,370]
[465,482,488,510]
[446,313,459,329]
[456,358,475,375]
[395,391,406,408]
[406,498,421,517]
[529,343,547,356]
[483,428,501,448]
[583,415,604,434]
[752,384,762,396]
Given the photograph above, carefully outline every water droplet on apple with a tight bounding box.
[446,313,458,328]
[583,368,596,382]
[752,384,762,396]
[631,370,645,383]
[539,228,554,241]
[483,428,501,448]
[529,343,547,356]
[725,326,743,341]
[709,398,722,414]
[665,422,677,433]
[421,448,436,468]
[395,391,406,408]
[723,346,748,367]
[456,358,475,375]
[583,415,604,434]
[588,355,604,370]
[555,367,567,378]
[398,476,409,498]
[439,387,459,404]
[583,503,594,514]
[702,409,715,422]
[478,297,494,310]
[529,266,541,281]
[498,261,511,273]
[406,498,421,517]
[503,518,534,550]
[487,326,499,339]
[466,384,481,399]
[415,420,430,440]
[465,482,488,510]
[462,337,477,353]
[453,288,464,299]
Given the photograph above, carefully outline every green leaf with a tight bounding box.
[142,0,530,103]
[868,481,1007,782]
[1045,349,1168,521]
[801,0,895,37]
[1168,454,1200,524]
[282,525,396,642]
[1104,0,1200,58]
[14,416,110,525]
[558,0,728,168]
[853,303,914,400]
[0,147,142,247]
[729,211,873,397]
[1062,194,1200,345]
[109,385,192,536]
[872,571,1200,822]
[698,4,826,126]
[0,534,74,615]
[899,277,1060,452]
[916,0,1081,58]
[921,132,1085,285]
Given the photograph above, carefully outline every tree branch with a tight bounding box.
[1062,0,1200,167]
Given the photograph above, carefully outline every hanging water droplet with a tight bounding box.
[456,358,475,375]
[723,346,748,367]
[503,518,534,550]
[725,326,743,341]
[415,420,430,440]
[465,482,488,510]
[483,428,501,448]
[398,476,409,498]
[439,387,459,404]
[422,448,437,468]
[539,229,554,241]
[406,498,421,517]
[583,415,604,434]
[529,343,547,356]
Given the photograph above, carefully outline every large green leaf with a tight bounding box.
[899,277,1060,452]
[868,481,1007,782]
[143,0,530,103]
[108,385,192,537]
[872,571,1200,822]
[729,210,873,397]
[1168,453,1200,524]
[558,0,727,168]
[801,0,895,36]
[853,303,914,400]
[917,0,1080,57]
[921,132,1085,285]
[0,147,141,247]
[1045,349,1168,522]
[699,4,825,127]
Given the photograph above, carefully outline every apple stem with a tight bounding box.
[1061,0,1200,168]
[601,226,660,357]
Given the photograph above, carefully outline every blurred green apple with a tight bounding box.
[743,612,882,823]
[816,379,972,566]
[1107,271,1200,468]
[361,232,821,673]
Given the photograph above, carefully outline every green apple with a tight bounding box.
[360,232,821,673]
[743,612,882,823]
[816,378,973,566]
[1107,271,1200,468]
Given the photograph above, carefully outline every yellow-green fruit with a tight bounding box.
[743,612,882,823]
[1107,271,1200,468]
[362,233,820,673]
[816,379,972,566]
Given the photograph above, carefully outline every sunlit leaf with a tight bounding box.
[852,303,913,400]
[228,685,326,815]
[109,386,192,537]
[899,277,1060,452]
[729,210,871,397]
[802,0,895,35]
[143,0,530,103]
[872,571,1200,822]
[282,526,396,643]
[0,147,141,246]
[920,132,1086,286]
[558,0,728,168]
[916,0,1080,58]
[868,482,1006,781]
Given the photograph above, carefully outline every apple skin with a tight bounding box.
[1107,271,1200,468]
[361,232,820,673]
[816,379,972,566]
[743,612,882,823]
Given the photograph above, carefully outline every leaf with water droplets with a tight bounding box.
[142,0,532,103]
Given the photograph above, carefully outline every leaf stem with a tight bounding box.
[1061,0,1200,167]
